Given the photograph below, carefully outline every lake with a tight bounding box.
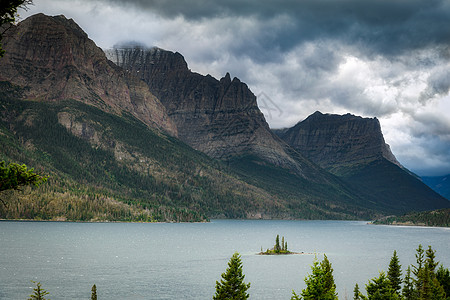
[1,220,449,299]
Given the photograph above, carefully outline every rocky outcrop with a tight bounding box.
[275,111,402,171]
[276,111,450,212]
[0,14,177,136]
[105,46,301,172]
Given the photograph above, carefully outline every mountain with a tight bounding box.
[0,13,177,136]
[274,111,450,213]
[104,46,301,173]
[422,175,450,200]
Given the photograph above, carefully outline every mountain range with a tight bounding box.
[0,13,448,222]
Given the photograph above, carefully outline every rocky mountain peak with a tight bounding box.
[277,111,402,170]
[106,45,302,173]
[0,13,177,135]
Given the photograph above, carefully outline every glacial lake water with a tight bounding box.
[0,220,449,299]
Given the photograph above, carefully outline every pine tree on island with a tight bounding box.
[260,235,292,255]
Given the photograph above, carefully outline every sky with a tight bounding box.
[19,0,450,176]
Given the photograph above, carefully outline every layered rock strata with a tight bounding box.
[0,14,176,135]
[106,46,301,172]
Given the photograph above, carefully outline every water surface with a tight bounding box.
[1,220,449,299]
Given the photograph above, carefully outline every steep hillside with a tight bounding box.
[275,112,450,213]
[0,82,287,220]
[0,82,376,220]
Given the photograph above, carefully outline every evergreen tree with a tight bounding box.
[91,284,97,300]
[213,252,250,300]
[0,161,47,206]
[365,272,399,300]
[282,236,285,251]
[28,281,49,300]
[436,265,450,298]
[425,245,439,273]
[387,250,402,295]
[413,244,425,277]
[353,283,363,300]
[402,266,415,300]
[285,241,288,252]
[292,255,338,300]
[275,235,281,253]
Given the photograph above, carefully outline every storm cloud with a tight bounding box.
[20,0,450,176]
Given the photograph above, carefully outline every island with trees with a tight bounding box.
[259,235,299,255]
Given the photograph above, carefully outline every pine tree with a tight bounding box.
[387,250,402,295]
[402,266,415,300]
[275,235,281,253]
[91,284,97,300]
[354,283,361,300]
[28,281,50,300]
[213,252,250,300]
[282,236,285,251]
[292,255,338,300]
[436,265,450,298]
[365,272,399,300]
[413,244,425,277]
[425,245,438,273]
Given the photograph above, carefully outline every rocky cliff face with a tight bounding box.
[0,14,177,135]
[105,46,301,172]
[276,111,449,212]
[275,111,401,171]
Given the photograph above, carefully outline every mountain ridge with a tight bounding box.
[0,13,448,222]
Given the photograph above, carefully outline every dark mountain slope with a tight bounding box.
[275,112,450,213]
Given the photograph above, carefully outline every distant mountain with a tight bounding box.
[275,111,450,213]
[422,175,450,200]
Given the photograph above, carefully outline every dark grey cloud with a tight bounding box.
[104,0,450,59]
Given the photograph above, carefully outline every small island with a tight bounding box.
[259,234,299,255]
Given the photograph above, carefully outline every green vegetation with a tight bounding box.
[91,284,97,300]
[0,160,47,206]
[260,234,292,255]
[292,255,338,300]
[373,208,450,227]
[354,245,450,300]
[213,252,251,300]
[28,281,49,300]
